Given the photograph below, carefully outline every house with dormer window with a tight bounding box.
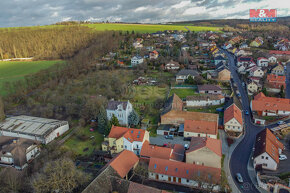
[102,126,149,155]
[106,100,133,126]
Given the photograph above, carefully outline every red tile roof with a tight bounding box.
[149,158,221,184]
[186,137,222,157]
[128,182,164,193]
[170,144,185,162]
[267,74,286,89]
[269,50,290,55]
[108,126,146,142]
[252,92,290,112]
[224,104,243,126]
[184,120,218,136]
[109,150,139,178]
[140,141,172,160]
[254,129,284,164]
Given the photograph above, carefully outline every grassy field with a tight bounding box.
[83,23,221,33]
[130,85,168,103]
[0,60,63,95]
[63,127,104,156]
[169,88,197,99]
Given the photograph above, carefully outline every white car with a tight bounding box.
[277,121,286,125]
[236,173,243,183]
[279,155,287,161]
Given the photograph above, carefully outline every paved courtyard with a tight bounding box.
[150,135,190,146]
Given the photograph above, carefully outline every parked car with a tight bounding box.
[245,110,249,115]
[277,121,286,125]
[165,135,174,139]
[279,154,287,161]
[184,144,189,150]
[236,173,243,183]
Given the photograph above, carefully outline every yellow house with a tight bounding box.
[186,137,222,168]
[218,67,231,81]
[102,125,149,155]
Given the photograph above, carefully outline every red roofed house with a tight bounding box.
[109,150,139,179]
[186,137,222,168]
[269,50,290,59]
[224,104,243,135]
[148,157,221,190]
[251,92,290,117]
[253,129,284,171]
[140,141,184,162]
[102,126,149,155]
[149,50,159,59]
[266,74,286,90]
[184,120,218,139]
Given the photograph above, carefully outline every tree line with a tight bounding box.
[0,26,99,60]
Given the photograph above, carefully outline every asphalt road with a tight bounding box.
[223,50,264,193]
[286,62,290,99]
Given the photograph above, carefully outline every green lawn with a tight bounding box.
[63,127,104,156]
[130,85,168,103]
[84,23,221,33]
[0,60,63,95]
[169,88,197,99]
[187,104,224,114]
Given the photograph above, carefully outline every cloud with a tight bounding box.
[0,0,288,27]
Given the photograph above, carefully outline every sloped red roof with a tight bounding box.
[224,104,243,125]
[267,74,286,83]
[109,150,139,178]
[269,50,290,55]
[252,92,290,112]
[254,129,284,164]
[108,126,146,142]
[140,141,172,160]
[149,158,221,184]
[184,120,218,136]
[186,137,222,157]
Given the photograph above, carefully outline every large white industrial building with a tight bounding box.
[0,115,69,144]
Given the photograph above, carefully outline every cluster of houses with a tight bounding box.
[101,93,223,191]
[0,115,69,169]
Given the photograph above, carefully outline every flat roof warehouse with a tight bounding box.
[0,115,68,138]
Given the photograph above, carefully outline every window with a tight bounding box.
[154,164,157,169]
[266,157,268,160]
[262,163,267,167]
[175,168,178,172]
[136,145,139,148]
[121,145,123,148]
[165,166,168,171]
[261,156,264,159]
[125,145,127,149]
[186,179,189,183]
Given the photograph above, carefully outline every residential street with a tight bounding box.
[223,50,265,193]
[286,62,290,99]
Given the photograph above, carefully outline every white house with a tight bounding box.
[0,116,69,144]
[253,129,284,171]
[224,104,243,134]
[103,126,149,155]
[176,69,199,83]
[184,120,218,139]
[131,56,144,66]
[268,56,277,63]
[247,81,259,95]
[106,100,133,126]
[186,95,225,107]
[165,61,180,70]
[0,137,40,170]
[249,67,264,78]
[257,57,269,67]
[148,157,221,191]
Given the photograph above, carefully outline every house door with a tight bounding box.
[173,177,176,182]
[168,176,171,181]
[156,174,159,180]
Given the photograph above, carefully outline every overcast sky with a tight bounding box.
[0,0,289,27]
